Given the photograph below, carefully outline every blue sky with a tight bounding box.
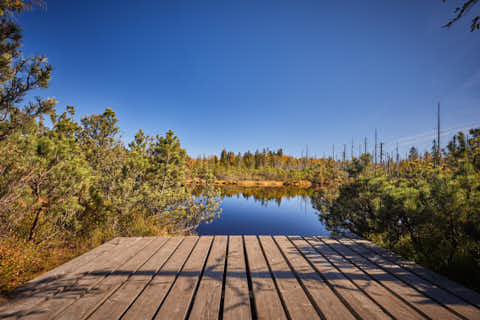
[19,0,480,158]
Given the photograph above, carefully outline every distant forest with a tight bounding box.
[188,142,448,187]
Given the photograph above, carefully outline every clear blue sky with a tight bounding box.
[19,0,480,158]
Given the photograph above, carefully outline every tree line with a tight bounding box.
[189,147,352,186]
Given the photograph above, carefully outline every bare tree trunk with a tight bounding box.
[28,209,40,241]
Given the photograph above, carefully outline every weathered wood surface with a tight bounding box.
[1,236,479,320]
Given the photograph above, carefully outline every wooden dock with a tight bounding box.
[1,236,480,319]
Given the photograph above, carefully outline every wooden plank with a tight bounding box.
[223,236,252,320]
[87,237,183,320]
[28,238,129,287]
[153,236,213,319]
[0,237,133,318]
[317,237,426,320]
[259,236,320,320]
[188,236,227,320]
[327,237,461,319]
[0,238,144,319]
[244,236,287,320]
[20,238,154,320]
[5,235,480,320]
[293,236,390,320]
[121,236,198,320]
[53,237,168,320]
[352,237,480,308]
[339,237,480,320]
[273,236,355,320]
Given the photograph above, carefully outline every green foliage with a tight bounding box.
[189,147,351,189]
[0,1,34,17]
[314,129,480,291]
[0,0,54,141]
[0,3,221,294]
[408,146,419,160]
[0,105,221,244]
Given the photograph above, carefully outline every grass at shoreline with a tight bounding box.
[1,225,182,301]
[0,237,92,301]
[188,178,312,188]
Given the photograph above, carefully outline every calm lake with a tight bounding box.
[195,187,330,235]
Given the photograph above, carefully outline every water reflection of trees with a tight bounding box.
[219,186,313,207]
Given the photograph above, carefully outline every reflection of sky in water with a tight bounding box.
[195,194,329,236]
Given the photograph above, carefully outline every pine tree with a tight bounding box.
[408,146,419,161]
[0,1,55,141]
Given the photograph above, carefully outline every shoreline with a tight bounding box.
[187,178,312,188]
